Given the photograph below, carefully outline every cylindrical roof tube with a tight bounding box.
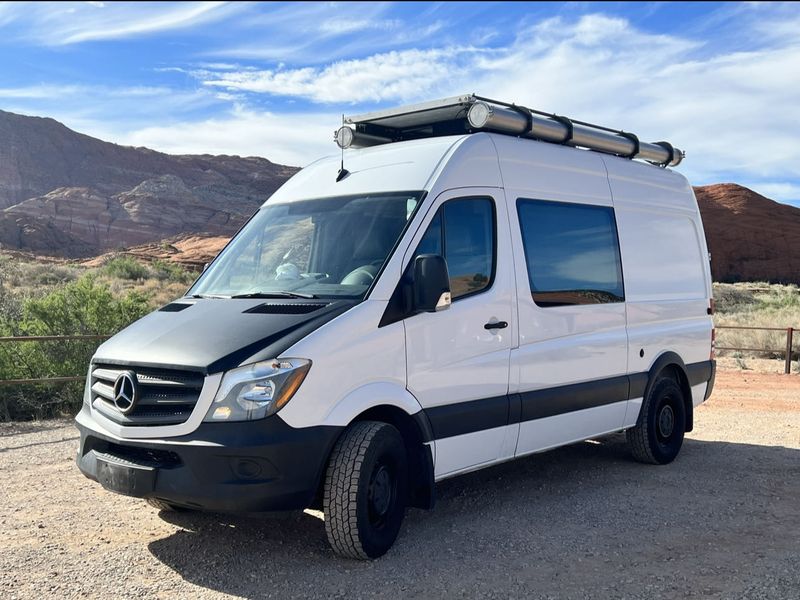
[467,102,683,166]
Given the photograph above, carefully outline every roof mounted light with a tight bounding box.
[467,101,493,128]
[334,126,354,149]
[334,126,393,150]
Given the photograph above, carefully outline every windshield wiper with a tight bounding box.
[230,291,318,299]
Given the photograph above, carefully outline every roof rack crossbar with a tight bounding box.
[336,94,683,167]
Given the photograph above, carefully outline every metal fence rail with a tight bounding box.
[715,325,796,374]
[0,334,110,386]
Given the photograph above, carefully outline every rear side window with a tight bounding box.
[517,199,624,307]
[415,197,495,299]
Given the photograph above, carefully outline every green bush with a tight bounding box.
[103,256,150,280]
[150,259,198,285]
[0,275,151,421]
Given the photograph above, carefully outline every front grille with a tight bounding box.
[90,363,204,426]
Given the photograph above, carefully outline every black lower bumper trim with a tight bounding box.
[76,409,342,512]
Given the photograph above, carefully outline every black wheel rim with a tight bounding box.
[658,404,675,439]
[655,395,679,445]
[367,462,395,528]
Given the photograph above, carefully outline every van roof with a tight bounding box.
[265,135,469,205]
[265,132,690,208]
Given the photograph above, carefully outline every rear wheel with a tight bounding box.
[323,421,408,559]
[627,377,686,464]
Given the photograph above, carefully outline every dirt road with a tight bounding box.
[1,369,798,599]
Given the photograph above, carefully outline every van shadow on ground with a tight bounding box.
[149,435,800,599]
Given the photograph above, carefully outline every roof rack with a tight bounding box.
[334,94,684,167]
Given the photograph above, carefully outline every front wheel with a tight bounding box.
[627,377,686,464]
[323,421,408,559]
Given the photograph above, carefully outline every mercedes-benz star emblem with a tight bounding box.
[112,371,139,414]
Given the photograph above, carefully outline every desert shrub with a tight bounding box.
[0,265,22,325]
[0,257,83,301]
[0,275,150,420]
[17,263,80,288]
[150,259,198,285]
[103,256,149,280]
[713,283,756,314]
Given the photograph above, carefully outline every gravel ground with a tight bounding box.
[1,369,798,599]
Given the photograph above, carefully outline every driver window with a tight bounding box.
[223,215,316,288]
[414,197,495,300]
[259,216,314,280]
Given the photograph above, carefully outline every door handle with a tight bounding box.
[484,321,508,330]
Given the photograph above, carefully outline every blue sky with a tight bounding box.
[1,1,799,206]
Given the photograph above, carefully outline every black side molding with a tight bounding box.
[421,360,716,441]
[519,375,629,422]
[426,395,508,440]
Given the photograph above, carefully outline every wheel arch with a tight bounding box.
[642,351,694,432]
[352,405,435,509]
[314,383,436,511]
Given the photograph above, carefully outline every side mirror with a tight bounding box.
[412,254,451,313]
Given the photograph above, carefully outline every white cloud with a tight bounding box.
[318,18,401,35]
[118,108,337,167]
[0,83,177,100]
[1,85,229,148]
[739,182,800,206]
[0,1,242,45]
[204,4,442,64]
[0,84,85,99]
[201,47,484,104]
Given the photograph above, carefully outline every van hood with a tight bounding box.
[93,297,355,374]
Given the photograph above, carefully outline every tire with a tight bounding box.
[323,421,408,559]
[627,377,686,465]
[146,498,186,512]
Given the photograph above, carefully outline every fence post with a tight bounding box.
[786,327,794,375]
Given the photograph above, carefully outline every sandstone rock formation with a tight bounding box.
[694,183,800,283]
[83,235,231,270]
[0,109,297,256]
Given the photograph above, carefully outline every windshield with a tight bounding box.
[189,192,423,299]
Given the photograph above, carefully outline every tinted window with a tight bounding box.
[415,197,495,299]
[190,192,422,299]
[517,199,624,306]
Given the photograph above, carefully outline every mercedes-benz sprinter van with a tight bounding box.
[76,96,716,559]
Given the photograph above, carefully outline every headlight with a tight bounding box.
[204,358,311,422]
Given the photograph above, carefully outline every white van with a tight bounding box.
[76,95,716,559]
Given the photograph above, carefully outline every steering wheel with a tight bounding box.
[340,264,379,285]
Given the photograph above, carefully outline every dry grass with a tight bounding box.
[0,253,197,310]
[99,276,192,308]
[713,282,800,372]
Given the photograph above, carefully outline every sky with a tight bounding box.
[0,1,799,206]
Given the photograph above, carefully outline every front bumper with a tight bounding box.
[75,406,342,512]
